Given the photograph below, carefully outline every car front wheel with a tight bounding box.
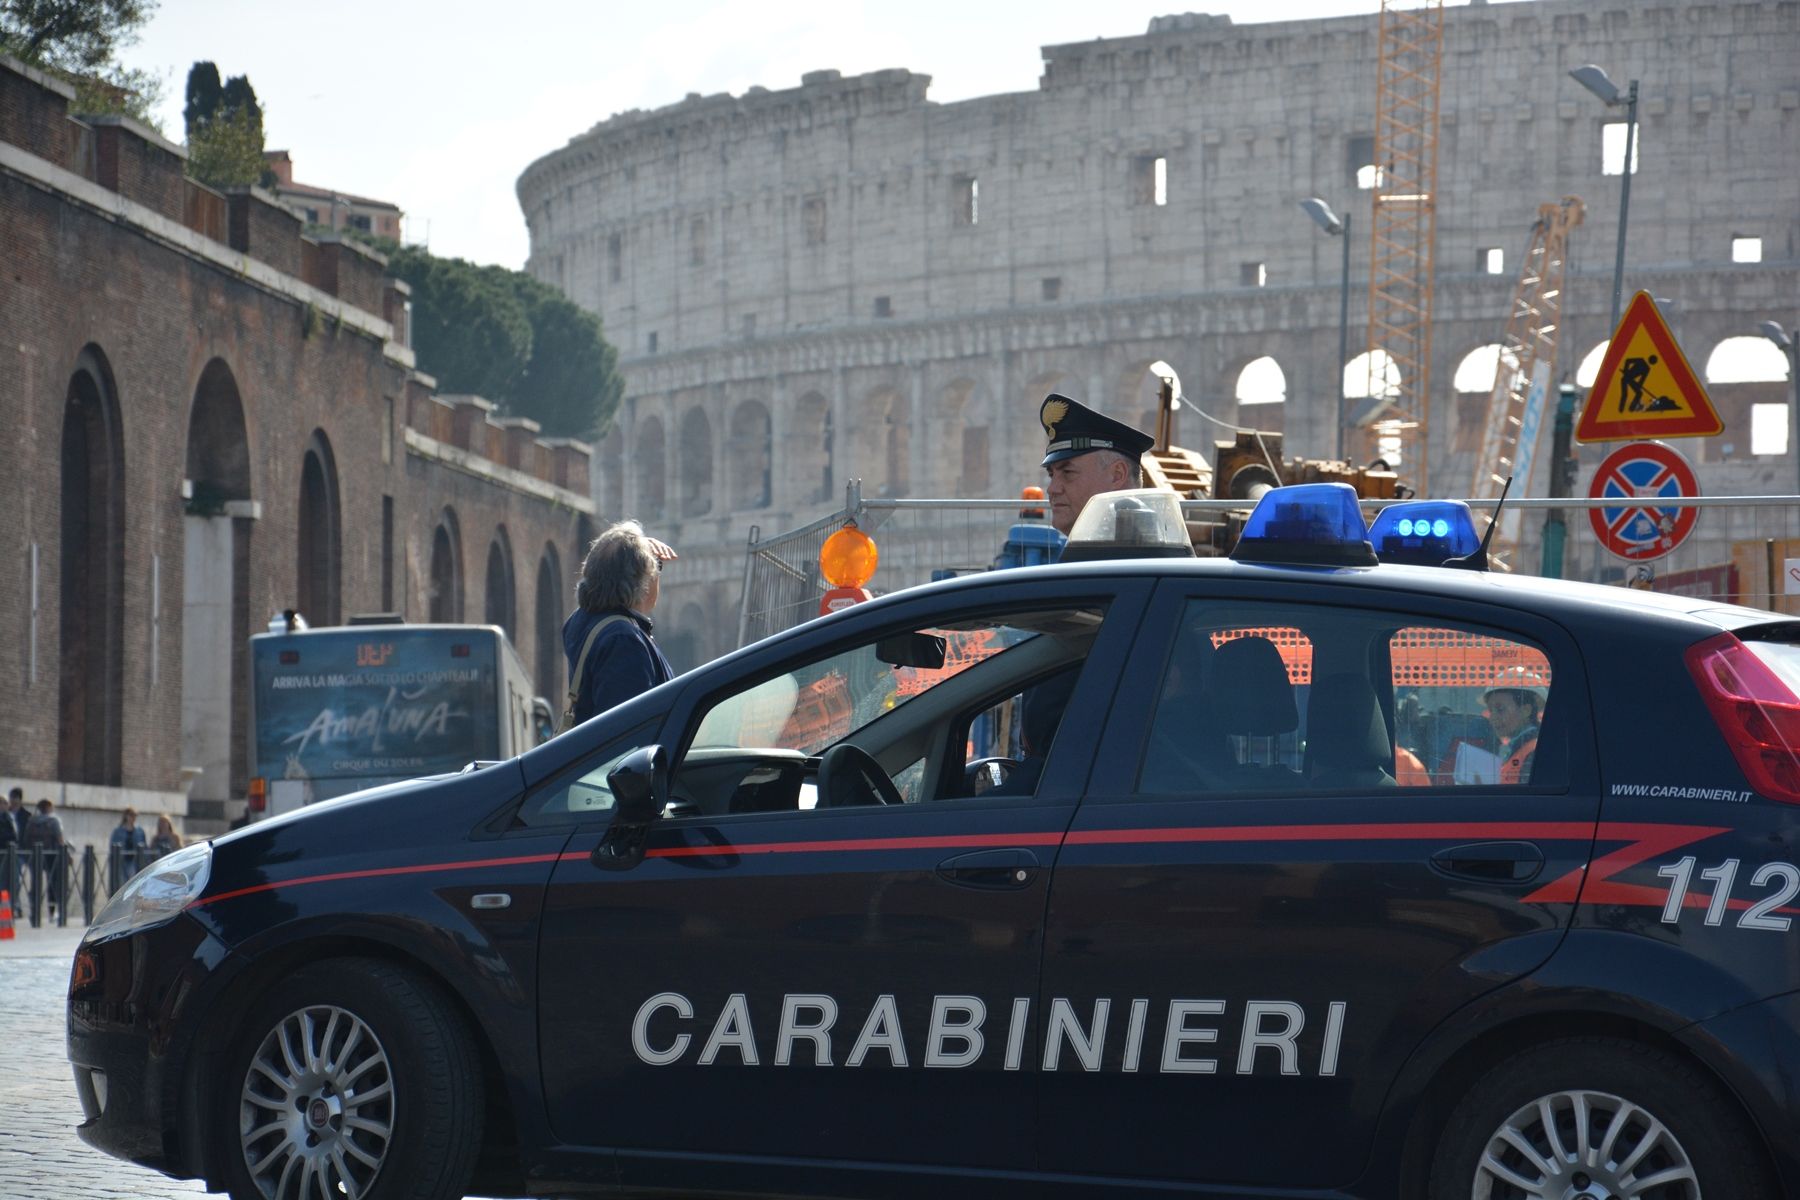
[219,957,482,1200]
[1428,1036,1772,1200]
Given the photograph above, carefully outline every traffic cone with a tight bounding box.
[0,890,13,940]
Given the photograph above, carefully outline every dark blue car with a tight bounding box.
[69,487,1800,1200]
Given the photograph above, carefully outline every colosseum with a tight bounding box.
[519,0,1799,667]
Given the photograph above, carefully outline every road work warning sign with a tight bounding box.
[1575,291,1722,442]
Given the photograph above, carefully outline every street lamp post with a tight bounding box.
[1300,198,1352,461]
[1759,321,1800,495]
[1570,64,1640,331]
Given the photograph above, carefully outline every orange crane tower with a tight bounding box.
[1365,0,1445,493]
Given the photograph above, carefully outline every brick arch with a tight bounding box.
[59,344,126,787]
[296,429,342,627]
[183,355,254,804]
[429,506,464,622]
[485,524,516,640]
[535,542,564,701]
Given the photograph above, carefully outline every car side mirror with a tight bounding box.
[595,745,667,870]
[876,632,947,670]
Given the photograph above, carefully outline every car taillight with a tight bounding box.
[1685,632,1800,804]
[247,776,267,813]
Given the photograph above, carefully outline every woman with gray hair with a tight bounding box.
[561,521,678,727]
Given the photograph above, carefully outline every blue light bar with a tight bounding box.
[1368,500,1481,566]
[1231,483,1378,567]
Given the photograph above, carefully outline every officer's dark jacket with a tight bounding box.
[562,606,674,724]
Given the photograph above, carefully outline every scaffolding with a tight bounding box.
[1365,0,1445,492]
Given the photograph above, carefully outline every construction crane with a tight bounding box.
[1365,0,1445,493]
[1468,195,1586,566]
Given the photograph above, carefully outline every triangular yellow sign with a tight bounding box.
[1576,292,1722,442]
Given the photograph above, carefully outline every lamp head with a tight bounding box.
[1757,320,1793,350]
[1569,64,1622,106]
[1299,197,1344,236]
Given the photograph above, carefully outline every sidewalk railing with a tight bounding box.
[1,844,166,929]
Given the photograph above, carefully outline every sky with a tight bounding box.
[118,0,1398,269]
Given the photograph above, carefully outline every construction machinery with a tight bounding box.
[1468,195,1586,566]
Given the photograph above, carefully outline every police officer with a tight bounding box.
[1010,395,1158,788]
[1038,394,1157,538]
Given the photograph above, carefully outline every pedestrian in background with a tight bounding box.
[24,797,65,917]
[0,794,16,918]
[6,787,25,844]
[562,520,677,728]
[150,813,183,859]
[111,806,148,884]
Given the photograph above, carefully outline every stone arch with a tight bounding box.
[182,357,254,806]
[933,379,992,495]
[429,507,464,622]
[854,385,909,497]
[485,525,516,640]
[1575,341,1610,388]
[1344,348,1404,467]
[1235,356,1287,406]
[790,390,832,505]
[662,599,709,675]
[727,400,772,510]
[636,417,666,519]
[296,430,342,627]
[678,407,713,517]
[1705,336,1789,384]
[535,543,563,701]
[1117,359,1173,442]
[1452,344,1516,395]
[60,345,126,787]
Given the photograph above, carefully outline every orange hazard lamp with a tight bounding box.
[820,523,878,615]
[1020,485,1047,520]
[247,775,267,814]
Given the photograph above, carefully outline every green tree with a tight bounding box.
[2,0,164,127]
[183,62,267,188]
[383,246,623,440]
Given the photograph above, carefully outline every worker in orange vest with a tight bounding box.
[1484,680,1544,784]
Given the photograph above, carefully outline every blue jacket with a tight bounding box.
[563,607,674,724]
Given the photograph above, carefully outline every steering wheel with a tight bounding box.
[816,743,905,808]
[965,756,1024,793]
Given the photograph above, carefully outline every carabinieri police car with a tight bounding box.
[69,485,1800,1200]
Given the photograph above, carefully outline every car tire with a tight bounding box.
[217,957,482,1200]
[1427,1036,1772,1200]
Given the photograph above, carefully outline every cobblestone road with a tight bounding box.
[0,924,515,1200]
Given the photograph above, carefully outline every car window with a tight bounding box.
[516,720,658,827]
[1137,600,1563,795]
[676,606,1106,815]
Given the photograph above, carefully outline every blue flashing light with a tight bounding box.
[1368,500,1481,566]
[1231,483,1378,567]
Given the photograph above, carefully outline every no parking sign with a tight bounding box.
[1588,441,1700,562]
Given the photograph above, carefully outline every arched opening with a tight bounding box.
[1575,341,1610,388]
[662,600,710,675]
[429,507,463,622]
[790,391,832,505]
[485,526,515,640]
[296,431,342,627]
[727,400,772,510]
[535,544,563,702]
[1118,361,1175,444]
[1235,357,1287,406]
[1706,336,1793,458]
[850,387,910,498]
[933,380,990,495]
[182,357,253,809]
[636,416,666,519]
[1344,349,1404,466]
[678,407,713,517]
[573,515,597,588]
[60,347,126,787]
[597,426,624,521]
[1450,344,1517,455]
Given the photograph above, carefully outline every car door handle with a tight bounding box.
[1430,841,1545,883]
[937,848,1040,890]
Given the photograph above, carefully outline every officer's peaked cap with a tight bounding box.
[1039,394,1156,467]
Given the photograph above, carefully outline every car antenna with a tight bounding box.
[1443,475,1511,572]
